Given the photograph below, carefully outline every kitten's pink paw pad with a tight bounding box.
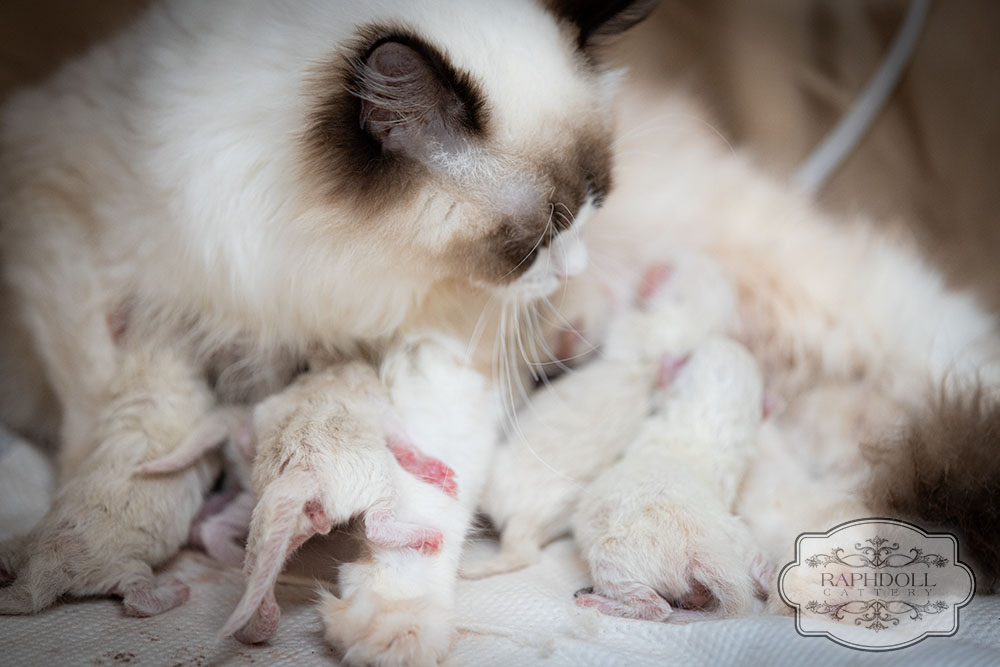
[412,530,444,555]
[234,595,281,645]
[657,354,689,387]
[305,500,332,534]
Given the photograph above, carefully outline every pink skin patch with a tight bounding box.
[387,437,458,498]
[638,263,675,303]
[235,592,281,645]
[555,326,580,363]
[657,353,689,388]
[762,392,785,420]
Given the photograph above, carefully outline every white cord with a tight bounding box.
[792,0,932,195]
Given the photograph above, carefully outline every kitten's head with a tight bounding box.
[301,0,657,301]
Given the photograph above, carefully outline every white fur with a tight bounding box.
[321,334,499,666]
[465,252,739,579]
[572,337,764,620]
[137,406,255,567]
[0,345,217,616]
[220,359,444,644]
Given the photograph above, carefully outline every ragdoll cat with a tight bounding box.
[0,0,659,661]
[2,0,999,662]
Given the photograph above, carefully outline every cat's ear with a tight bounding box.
[355,39,485,159]
[548,0,659,48]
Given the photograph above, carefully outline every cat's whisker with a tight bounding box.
[496,297,576,481]
[498,212,553,282]
[462,292,499,379]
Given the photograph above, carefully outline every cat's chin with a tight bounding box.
[496,224,590,303]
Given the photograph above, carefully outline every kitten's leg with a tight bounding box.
[573,339,767,619]
[0,344,217,615]
[193,490,255,567]
[363,501,443,554]
[320,337,497,667]
[320,469,476,667]
[458,515,542,579]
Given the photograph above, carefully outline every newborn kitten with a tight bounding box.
[464,253,738,579]
[220,359,448,644]
[320,334,499,667]
[0,345,217,616]
[573,336,765,621]
[137,406,256,567]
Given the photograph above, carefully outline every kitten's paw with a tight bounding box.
[319,588,452,667]
[583,508,762,620]
[574,584,672,621]
[120,577,190,617]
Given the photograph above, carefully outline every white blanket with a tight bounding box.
[2,427,997,666]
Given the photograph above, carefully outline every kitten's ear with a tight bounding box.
[549,0,659,48]
[355,40,483,158]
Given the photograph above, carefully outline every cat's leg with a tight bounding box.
[363,501,444,554]
[0,343,218,615]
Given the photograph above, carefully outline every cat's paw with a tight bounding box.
[319,588,452,667]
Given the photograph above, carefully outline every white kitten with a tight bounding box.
[137,406,256,567]
[219,359,447,644]
[0,345,218,616]
[320,334,499,667]
[572,337,765,620]
[464,252,738,579]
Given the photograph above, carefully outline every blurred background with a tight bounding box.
[2,0,997,306]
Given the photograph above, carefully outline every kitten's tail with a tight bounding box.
[863,385,1000,592]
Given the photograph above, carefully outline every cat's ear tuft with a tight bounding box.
[548,0,659,48]
[354,39,485,158]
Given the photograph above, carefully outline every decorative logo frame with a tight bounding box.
[779,518,975,651]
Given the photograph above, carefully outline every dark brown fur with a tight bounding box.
[300,24,489,218]
[863,387,1000,592]
[547,0,661,49]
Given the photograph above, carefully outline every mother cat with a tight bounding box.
[2,0,999,663]
[0,0,656,660]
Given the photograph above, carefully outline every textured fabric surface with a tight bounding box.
[2,450,999,667]
[2,535,999,667]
